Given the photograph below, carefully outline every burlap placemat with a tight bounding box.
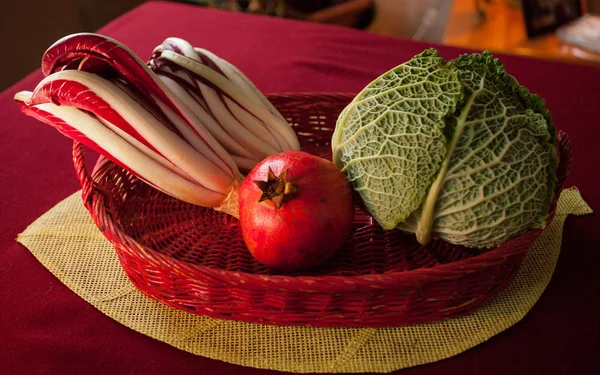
[17,187,592,373]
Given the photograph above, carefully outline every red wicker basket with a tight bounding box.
[72,93,571,328]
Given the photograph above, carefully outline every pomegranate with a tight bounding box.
[239,151,354,271]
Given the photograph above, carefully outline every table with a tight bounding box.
[1,1,599,374]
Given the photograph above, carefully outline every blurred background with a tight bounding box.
[1,0,599,92]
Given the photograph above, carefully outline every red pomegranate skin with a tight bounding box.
[239,151,354,271]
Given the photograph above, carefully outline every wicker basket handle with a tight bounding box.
[72,141,98,211]
[556,130,572,190]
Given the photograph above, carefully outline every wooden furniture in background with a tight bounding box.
[205,0,375,28]
[444,0,600,67]
[302,0,372,27]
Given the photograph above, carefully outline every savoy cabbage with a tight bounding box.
[332,49,558,248]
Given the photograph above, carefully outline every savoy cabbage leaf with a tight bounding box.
[332,49,558,248]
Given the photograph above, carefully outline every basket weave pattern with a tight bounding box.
[73,93,571,327]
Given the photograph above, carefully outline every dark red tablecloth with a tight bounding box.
[1,2,599,374]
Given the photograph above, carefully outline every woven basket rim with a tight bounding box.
[108,221,536,284]
[74,92,571,290]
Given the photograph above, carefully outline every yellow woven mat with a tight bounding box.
[17,187,592,373]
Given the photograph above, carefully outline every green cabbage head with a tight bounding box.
[332,49,558,248]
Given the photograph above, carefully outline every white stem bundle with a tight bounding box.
[150,38,300,170]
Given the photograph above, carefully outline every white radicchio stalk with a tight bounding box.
[148,37,299,170]
[14,33,298,218]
